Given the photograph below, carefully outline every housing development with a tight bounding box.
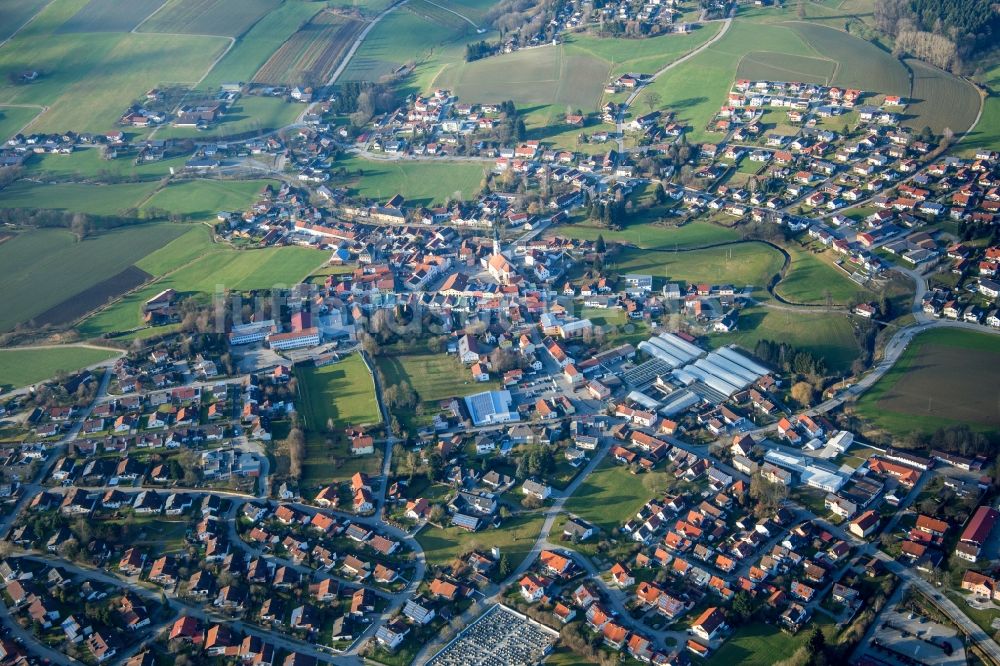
[0,0,998,665]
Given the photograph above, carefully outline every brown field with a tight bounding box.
[34,265,151,328]
[252,12,365,87]
[865,341,1000,429]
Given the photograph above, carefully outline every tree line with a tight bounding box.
[875,0,998,73]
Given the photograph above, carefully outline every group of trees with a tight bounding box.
[328,81,399,128]
[464,40,499,62]
[875,0,997,72]
[282,426,306,482]
[753,339,827,379]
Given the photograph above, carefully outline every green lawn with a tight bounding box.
[0,224,188,332]
[416,511,547,567]
[0,181,161,215]
[553,219,740,250]
[78,240,327,337]
[706,305,860,373]
[136,0,281,38]
[562,460,673,532]
[0,345,119,392]
[154,96,303,140]
[775,243,872,305]
[333,154,487,206]
[961,64,1000,157]
[611,242,784,292]
[21,148,191,180]
[376,352,499,432]
[855,328,1000,435]
[141,179,275,219]
[704,618,835,666]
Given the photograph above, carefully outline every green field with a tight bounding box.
[435,45,610,128]
[562,461,673,532]
[903,58,980,135]
[611,242,784,291]
[22,148,190,180]
[0,345,120,392]
[0,29,228,133]
[0,181,161,215]
[855,328,1000,435]
[775,243,872,305]
[0,0,50,41]
[706,619,834,666]
[57,0,165,33]
[416,511,547,567]
[565,23,723,78]
[787,22,908,95]
[341,2,476,82]
[200,1,319,88]
[295,355,382,484]
[553,219,740,250]
[962,64,1000,156]
[0,224,187,332]
[377,353,498,403]
[707,305,860,373]
[334,154,487,206]
[138,0,280,38]
[155,95,303,140]
[78,230,327,337]
[141,179,273,218]
[297,355,382,431]
[376,352,499,431]
[736,51,835,84]
[0,105,42,141]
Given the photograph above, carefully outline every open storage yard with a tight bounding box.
[252,11,365,86]
[856,328,1000,434]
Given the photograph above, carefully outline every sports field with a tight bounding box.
[707,305,860,373]
[253,12,364,86]
[0,224,187,332]
[57,0,165,33]
[0,345,120,392]
[138,0,280,38]
[296,355,382,483]
[141,179,273,219]
[856,328,1000,435]
[297,355,382,431]
[612,242,785,291]
[335,154,487,206]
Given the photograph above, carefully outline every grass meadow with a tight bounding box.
[0,105,44,142]
[0,345,119,392]
[0,181,161,215]
[707,305,860,373]
[562,461,673,531]
[334,154,487,206]
[137,0,281,38]
[610,242,785,292]
[416,512,547,567]
[140,179,274,218]
[962,64,1000,156]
